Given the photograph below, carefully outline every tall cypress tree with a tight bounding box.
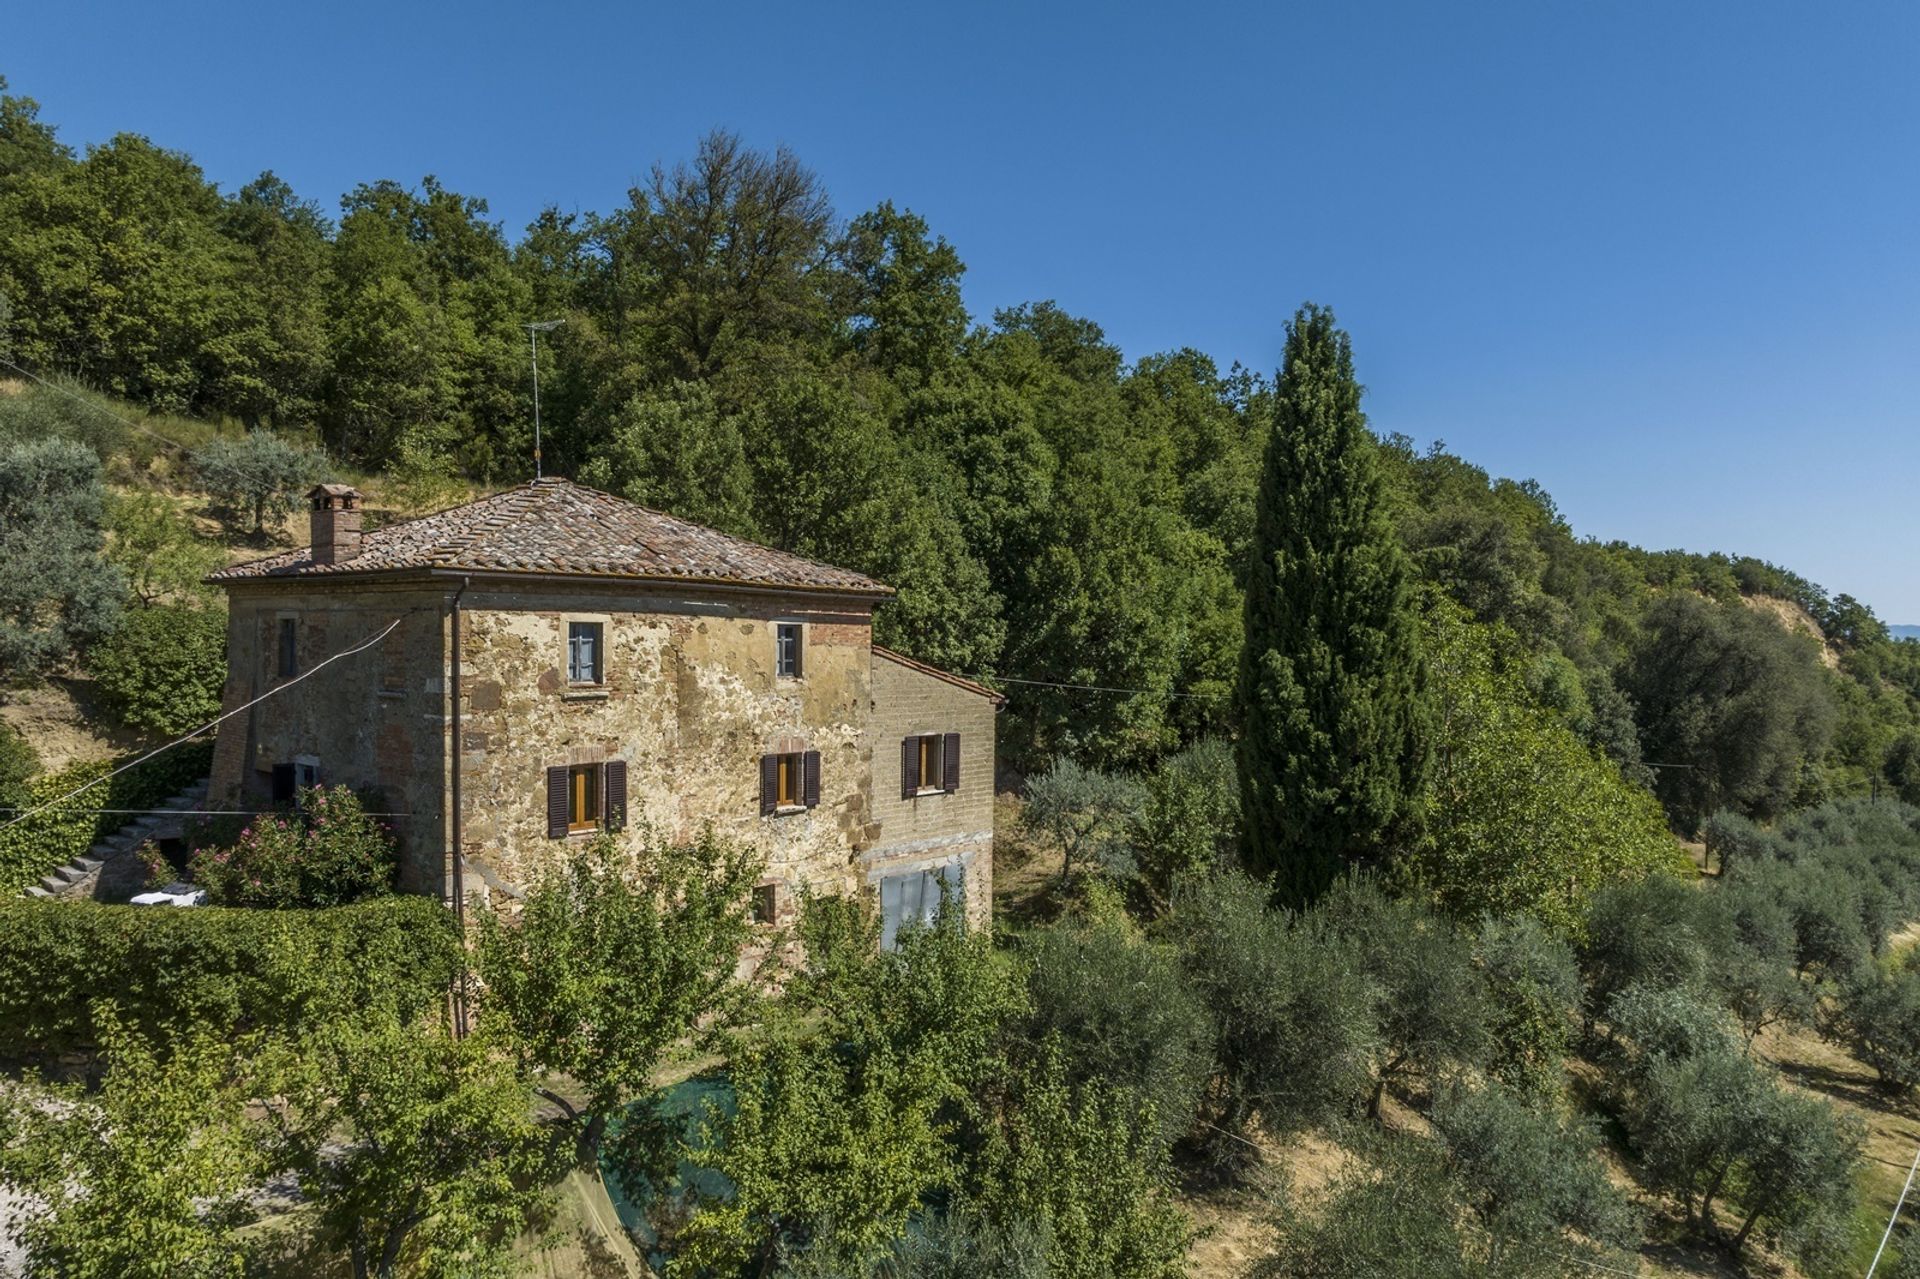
[1237,305,1428,904]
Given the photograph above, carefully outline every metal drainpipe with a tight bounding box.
[449,576,471,1037]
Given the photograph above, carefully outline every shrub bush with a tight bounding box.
[1018,913,1214,1148]
[189,785,396,908]
[1322,875,1491,1117]
[0,741,214,895]
[1166,872,1375,1160]
[0,894,457,1056]
[0,721,39,804]
[1474,913,1581,1096]
[88,604,227,737]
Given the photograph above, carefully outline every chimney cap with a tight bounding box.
[308,483,360,508]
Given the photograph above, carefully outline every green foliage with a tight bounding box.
[1019,756,1145,883]
[0,720,38,803]
[1121,737,1240,915]
[88,602,227,736]
[1474,914,1582,1097]
[1831,957,1920,1092]
[1018,913,1214,1148]
[1238,305,1428,904]
[0,740,213,895]
[0,1009,264,1279]
[674,1030,956,1274]
[677,894,1023,1275]
[103,490,224,605]
[189,429,326,537]
[474,827,762,1169]
[0,895,457,1056]
[1322,876,1491,1117]
[188,784,397,907]
[1414,597,1688,930]
[0,436,123,679]
[584,379,756,534]
[1609,983,1863,1261]
[1256,1134,1572,1279]
[1622,591,1837,832]
[1166,871,1375,1158]
[1578,875,1715,1023]
[275,1016,555,1279]
[1432,1082,1641,1259]
[966,1048,1191,1279]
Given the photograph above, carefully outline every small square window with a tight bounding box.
[277,617,298,678]
[752,883,778,925]
[569,763,601,832]
[568,622,603,685]
[293,758,321,789]
[775,623,802,679]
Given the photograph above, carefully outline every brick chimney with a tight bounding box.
[309,484,363,565]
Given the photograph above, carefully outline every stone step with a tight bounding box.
[75,855,103,873]
[38,873,65,893]
[22,885,50,899]
[52,864,88,885]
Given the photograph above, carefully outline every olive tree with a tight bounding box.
[1166,871,1375,1166]
[190,430,326,539]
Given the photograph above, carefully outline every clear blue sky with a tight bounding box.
[13,1,1919,618]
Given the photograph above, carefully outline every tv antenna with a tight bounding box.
[525,318,566,478]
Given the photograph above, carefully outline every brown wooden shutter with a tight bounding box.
[942,733,961,793]
[759,754,778,816]
[901,737,918,798]
[604,760,627,832]
[802,750,821,808]
[546,766,569,838]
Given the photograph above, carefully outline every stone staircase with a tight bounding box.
[22,779,210,901]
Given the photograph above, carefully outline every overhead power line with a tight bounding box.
[0,356,193,457]
[0,613,415,836]
[959,672,1229,701]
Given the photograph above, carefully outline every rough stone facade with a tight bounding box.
[208,582,450,895]
[208,571,1001,929]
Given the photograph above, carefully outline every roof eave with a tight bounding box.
[210,563,895,602]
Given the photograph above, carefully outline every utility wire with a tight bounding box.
[0,808,413,819]
[1867,1144,1920,1277]
[0,613,413,835]
[959,672,1228,701]
[0,356,193,457]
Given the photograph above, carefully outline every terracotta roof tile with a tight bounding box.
[209,478,892,595]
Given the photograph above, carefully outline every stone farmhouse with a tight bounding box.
[205,479,1001,943]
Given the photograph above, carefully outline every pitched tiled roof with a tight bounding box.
[208,478,892,595]
[873,645,1008,705]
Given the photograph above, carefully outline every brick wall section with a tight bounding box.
[865,649,1000,926]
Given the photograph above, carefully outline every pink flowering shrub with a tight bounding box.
[189,785,396,908]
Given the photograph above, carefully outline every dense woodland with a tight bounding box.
[5,74,1920,1279]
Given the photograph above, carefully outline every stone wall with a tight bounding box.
[451,582,877,911]
[208,582,451,894]
[209,575,999,934]
[864,649,1000,925]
